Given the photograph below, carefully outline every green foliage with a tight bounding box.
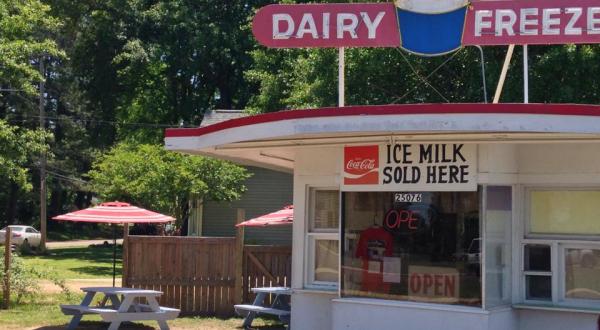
[0,120,51,191]
[88,143,250,223]
[50,0,274,143]
[0,0,64,95]
[0,247,71,304]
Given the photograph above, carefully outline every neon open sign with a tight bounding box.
[252,0,600,56]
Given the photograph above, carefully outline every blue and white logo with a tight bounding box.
[396,0,469,56]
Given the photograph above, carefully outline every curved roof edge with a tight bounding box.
[166,103,600,139]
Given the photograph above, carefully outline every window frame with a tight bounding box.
[525,187,600,241]
[521,186,600,309]
[558,243,600,307]
[521,240,556,304]
[304,187,340,289]
[340,189,483,307]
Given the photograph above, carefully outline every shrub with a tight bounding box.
[0,247,71,304]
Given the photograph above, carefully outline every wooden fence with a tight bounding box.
[243,245,292,303]
[123,235,291,317]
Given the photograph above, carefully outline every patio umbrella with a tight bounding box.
[52,201,175,286]
[235,205,293,227]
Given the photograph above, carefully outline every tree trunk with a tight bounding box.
[5,183,18,225]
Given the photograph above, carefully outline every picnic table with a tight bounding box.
[234,286,292,329]
[60,287,180,330]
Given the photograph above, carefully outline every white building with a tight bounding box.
[166,103,600,330]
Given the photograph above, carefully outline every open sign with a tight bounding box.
[384,209,420,231]
[408,266,459,302]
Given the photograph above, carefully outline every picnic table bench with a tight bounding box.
[61,287,180,330]
[234,287,292,328]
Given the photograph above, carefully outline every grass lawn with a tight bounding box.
[7,246,287,329]
[47,223,118,242]
[0,294,285,329]
[22,245,121,280]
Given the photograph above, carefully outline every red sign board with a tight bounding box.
[252,3,400,48]
[252,0,600,52]
[463,0,600,46]
[344,145,379,185]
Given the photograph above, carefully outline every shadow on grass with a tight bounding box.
[32,321,154,329]
[69,266,119,278]
[28,246,123,278]
[44,246,122,262]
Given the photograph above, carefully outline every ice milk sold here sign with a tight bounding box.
[342,144,476,191]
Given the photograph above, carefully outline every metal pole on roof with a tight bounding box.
[338,47,345,107]
[493,45,515,103]
[474,46,488,103]
[523,45,529,104]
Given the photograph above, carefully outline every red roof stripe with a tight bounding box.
[165,104,600,138]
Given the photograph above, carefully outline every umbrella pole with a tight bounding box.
[112,224,116,287]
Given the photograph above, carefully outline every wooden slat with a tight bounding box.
[124,236,290,315]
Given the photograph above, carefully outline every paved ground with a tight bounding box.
[46,239,123,249]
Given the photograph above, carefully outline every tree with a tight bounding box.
[48,0,274,144]
[87,143,251,226]
[0,120,50,191]
[0,120,51,226]
[0,0,63,95]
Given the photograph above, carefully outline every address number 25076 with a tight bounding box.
[394,193,422,203]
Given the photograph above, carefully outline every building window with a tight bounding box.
[529,190,600,235]
[306,189,339,287]
[564,247,600,301]
[341,191,481,306]
[523,244,552,301]
[484,186,512,308]
[523,188,600,308]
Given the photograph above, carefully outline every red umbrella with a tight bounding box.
[236,205,293,227]
[53,201,175,224]
[52,201,175,286]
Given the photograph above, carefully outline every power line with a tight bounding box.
[46,170,88,184]
[4,114,197,128]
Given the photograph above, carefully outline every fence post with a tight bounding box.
[3,227,11,309]
[122,223,129,287]
[234,209,245,305]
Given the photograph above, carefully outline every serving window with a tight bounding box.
[341,191,481,306]
[523,188,600,308]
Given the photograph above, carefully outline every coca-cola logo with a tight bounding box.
[346,159,376,171]
[344,145,379,185]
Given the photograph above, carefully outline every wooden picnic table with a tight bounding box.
[60,287,180,330]
[234,286,292,329]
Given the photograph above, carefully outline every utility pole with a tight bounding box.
[39,58,47,251]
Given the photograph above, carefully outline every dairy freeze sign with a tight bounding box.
[252,0,600,56]
[342,144,476,191]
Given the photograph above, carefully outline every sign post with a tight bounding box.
[338,47,345,107]
[3,227,11,309]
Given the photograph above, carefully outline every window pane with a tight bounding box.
[485,186,512,308]
[526,275,552,300]
[312,190,339,230]
[341,191,481,306]
[565,248,600,300]
[524,244,551,272]
[315,240,339,282]
[530,190,600,235]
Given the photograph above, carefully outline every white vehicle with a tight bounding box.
[0,225,42,247]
